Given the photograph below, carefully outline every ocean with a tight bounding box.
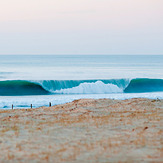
[0,55,163,109]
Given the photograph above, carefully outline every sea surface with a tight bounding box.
[0,55,163,109]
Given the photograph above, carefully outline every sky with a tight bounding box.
[0,0,163,55]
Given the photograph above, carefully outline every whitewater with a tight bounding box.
[0,55,163,109]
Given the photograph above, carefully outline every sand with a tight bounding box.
[0,98,163,162]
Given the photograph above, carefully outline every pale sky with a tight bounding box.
[0,0,163,55]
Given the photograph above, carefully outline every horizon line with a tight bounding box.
[0,54,163,55]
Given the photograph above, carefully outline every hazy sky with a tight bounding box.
[0,0,163,55]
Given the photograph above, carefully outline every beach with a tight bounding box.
[1,0,163,162]
[0,98,162,162]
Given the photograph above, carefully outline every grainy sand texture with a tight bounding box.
[0,98,163,162]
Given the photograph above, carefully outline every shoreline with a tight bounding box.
[1,92,163,110]
[0,98,162,162]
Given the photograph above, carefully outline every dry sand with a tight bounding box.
[0,98,163,162]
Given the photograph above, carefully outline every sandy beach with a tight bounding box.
[0,98,162,162]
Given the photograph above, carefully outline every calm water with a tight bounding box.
[0,55,163,80]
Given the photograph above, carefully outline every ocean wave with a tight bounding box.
[0,80,49,96]
[124,78,163,93]
[0,78,163,96]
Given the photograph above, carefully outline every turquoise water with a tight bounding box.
[0,79,163,96]
[0,55,163,109]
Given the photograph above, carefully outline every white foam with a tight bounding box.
[54,81,123,94]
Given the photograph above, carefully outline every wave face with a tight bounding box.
[0,78,163,96]
[124,78,163,93]
[0,80,49,96]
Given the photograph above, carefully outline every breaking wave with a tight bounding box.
[0,78,163,96]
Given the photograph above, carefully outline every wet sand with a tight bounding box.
[0,98,163,162]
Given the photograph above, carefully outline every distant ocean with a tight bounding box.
[0,55,163,109]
